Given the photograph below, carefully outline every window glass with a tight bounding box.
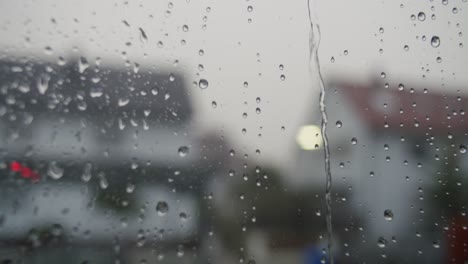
[0,0,467,263]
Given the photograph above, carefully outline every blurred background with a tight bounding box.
[0,0,467,263]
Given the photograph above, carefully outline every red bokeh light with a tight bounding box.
[10,161,40,182]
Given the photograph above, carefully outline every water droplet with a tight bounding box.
[139,28,148,43]
[37,74,50,94]
[211,101,217,108]
[81,162,92,182]
[279,64,284,70]
[156,201,169,216]
[90,88,103,98]
[178,146,189,157]
[418,12,426,21]
[78,56,89,74]
[379,27,384,33]
[351,137,358,145]
[169,74,175,82]
[433,241,440,248]
[51,223,63,236]
[330,57,335,63]
[459,145,466,153]
[431,36,440,48]
[18,84,30,93]
[280,74,285,81]
[118,98,130,107]
[436,57,442,63]
[44,46,53,55]
[336,120,342,128]
[126,182,135,193]
[98,172,108,189]
[377,237,387,248]
[182,24,189,32]
[247,6,253,12]
[48,161,64,179]
[199,79,209,89]
[384,209,394,221]
[151,87,159,96]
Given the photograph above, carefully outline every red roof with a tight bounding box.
[335,81,468,135]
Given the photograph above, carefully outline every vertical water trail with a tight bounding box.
[307,0,334,263]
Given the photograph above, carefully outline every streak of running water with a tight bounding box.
[307,0,334,263]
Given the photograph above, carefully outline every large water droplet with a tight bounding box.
[81,162,92,182]
[139,28,148,43]
[377,237,387,248]
[431,36,440,48]
[199,79,209,89]
[459,144,467,154]
[118,98,130,107]
[156,201,169,216]
[98,172,108,189]
[384,209,394,221]
[78,56,89,74]
[178,146,189,157]
[37,74,50,94]
[417,12,426,21]
[48,161,64,179]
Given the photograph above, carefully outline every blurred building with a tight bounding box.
[0,56,228,262]
[293,79,468,262]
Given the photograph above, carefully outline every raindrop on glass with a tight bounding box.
[459,145,467,154]
[178,146,189,157]
[384,209,394,221]
[199,79,209,89]
[417,12,426,21]
[48,161,64,180]
[139,28,148,43]
[377,237,387,248]
[81,162,92,182]
[156,201,169,216]
[431,36,440,48]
